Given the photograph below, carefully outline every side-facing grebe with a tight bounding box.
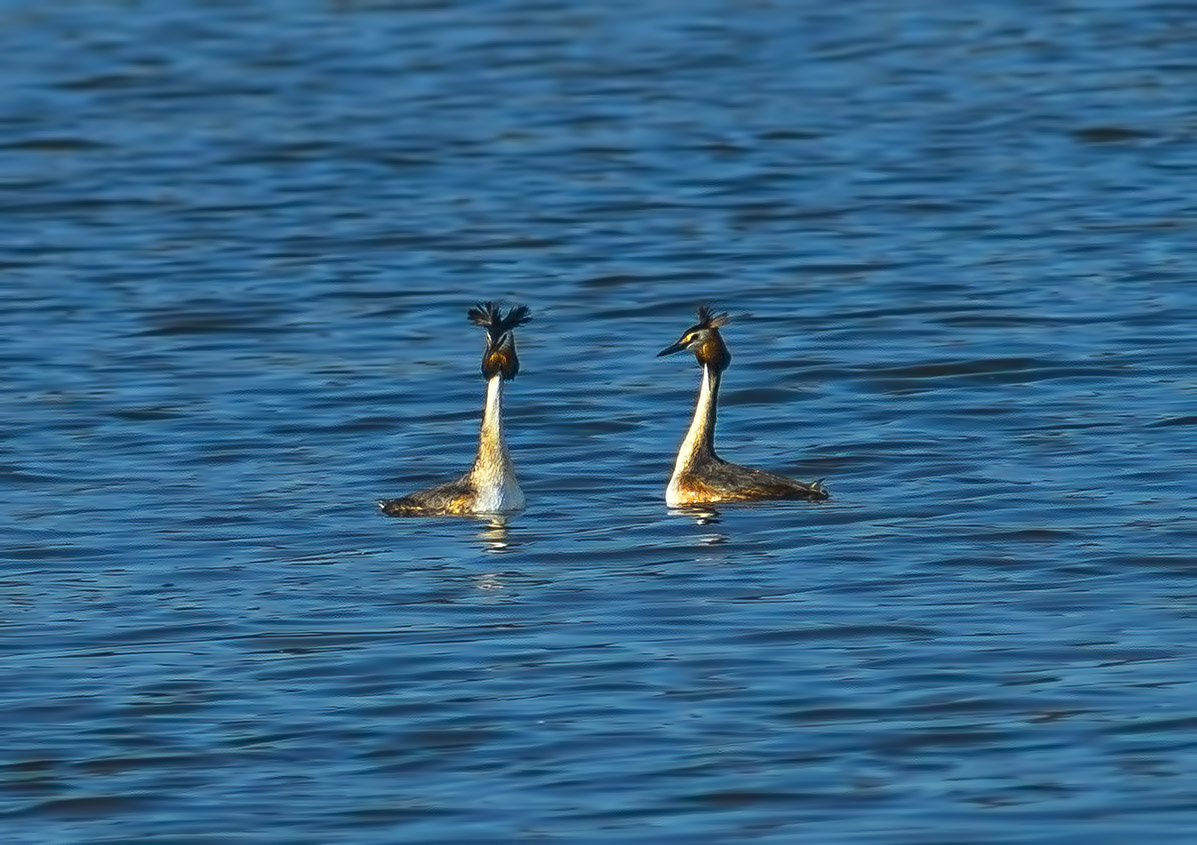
[658,306,828,506]
[379,302,531,516]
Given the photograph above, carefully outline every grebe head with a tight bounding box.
[657,305,731,373]
[468,301,532,380]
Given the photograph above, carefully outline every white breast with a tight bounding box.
[472,467,525,513]
[665,475,684,507]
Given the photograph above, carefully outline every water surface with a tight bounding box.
[1,0,1196,841]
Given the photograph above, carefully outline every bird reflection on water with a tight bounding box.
[689,507,722,528]
[477,515,513,554]
[669,506,729,548]
[473,516,526,592]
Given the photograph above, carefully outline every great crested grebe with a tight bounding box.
[379,302,531,516]
[658,306,828,506]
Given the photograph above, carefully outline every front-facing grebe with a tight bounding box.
[379,302,531,516]
[658,306,828,506]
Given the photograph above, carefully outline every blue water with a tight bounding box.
[2,0,1195,841]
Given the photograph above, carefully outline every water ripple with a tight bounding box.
[0,0,1195,842]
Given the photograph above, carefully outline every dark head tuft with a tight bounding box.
[468,301,532,339]
[469,302,531,381]
[695,305,730,330]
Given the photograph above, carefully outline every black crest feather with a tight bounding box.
[695,305,730,329]
[468,301,532,338]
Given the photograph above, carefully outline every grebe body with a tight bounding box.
[659,306,827,506]
[380,302,530,517]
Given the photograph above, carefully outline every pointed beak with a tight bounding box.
[657,340,687,357]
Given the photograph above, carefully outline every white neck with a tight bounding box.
[671,364,719,478]
[470,375,524,512]
[480,374,505,449]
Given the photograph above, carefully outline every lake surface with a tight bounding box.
[1,0,1195,841]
